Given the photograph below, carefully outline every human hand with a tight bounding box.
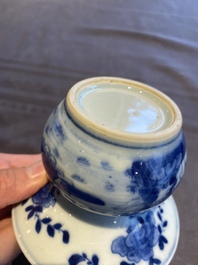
[0,153,48,265]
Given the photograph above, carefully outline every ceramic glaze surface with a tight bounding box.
[12,77,186,264]
[12,184,179,265]
[77,83,172,133]
[67,77,183,145]
[41,77,186,215]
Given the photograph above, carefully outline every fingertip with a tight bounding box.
[26,160,46,179]
[25,160,49,194]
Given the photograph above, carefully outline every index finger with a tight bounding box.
[0,159,48,209]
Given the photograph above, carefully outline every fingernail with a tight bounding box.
[26,161,46,179]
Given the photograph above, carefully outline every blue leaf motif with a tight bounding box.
[158,225,162,234]
[47,224,55,237]
[27,209,35,220]
[26,205,43,220]
[62,230,70,244]
[36,219,42,234]
[34,205,43,213]
[153,258,161,264]
[68,253,99,265]
[23,184,69,246]
[82,253,87,259]
[68,254,85,265]
[161,235,168,243]
[163,221,168,227]
[25,205,34,212]
[42,217,52,224]
[159,235,168,250]
[157,212,162,222]
[92,255,99,265]
[159,240,164,250]
[54,223,62,230]
[149,257,161,265]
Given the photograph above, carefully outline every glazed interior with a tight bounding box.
[67,77,182,145]
[77,83,172,134]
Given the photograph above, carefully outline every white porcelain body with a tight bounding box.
[12,184,180,265]
[41,77,186,215]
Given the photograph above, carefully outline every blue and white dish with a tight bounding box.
[41,77,186,215]
[12,183,180,265]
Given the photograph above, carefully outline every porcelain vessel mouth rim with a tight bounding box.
[66,76,182,145]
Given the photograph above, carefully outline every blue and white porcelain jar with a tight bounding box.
[41,77,186,216]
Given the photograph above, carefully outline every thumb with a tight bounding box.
[0,161,48,209]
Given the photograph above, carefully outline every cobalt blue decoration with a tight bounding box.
[111,207,168,264]
[32,184,56,208]
[41,114,186,215]
[13,77,185,264]
[125,139,186,206]
[23,184,70,244]
[77,157,90,166]
[68,253,99,265]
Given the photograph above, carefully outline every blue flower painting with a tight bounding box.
[112,209,167,264]
[32,184,56,208]
[125,139,186,206]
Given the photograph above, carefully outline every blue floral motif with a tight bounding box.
[23,184,69,244]
[125,139,186,205]
[68,253,99,265]
[111,208,168,264]
[32,184,56,208]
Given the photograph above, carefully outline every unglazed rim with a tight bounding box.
[66,76,182,145]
